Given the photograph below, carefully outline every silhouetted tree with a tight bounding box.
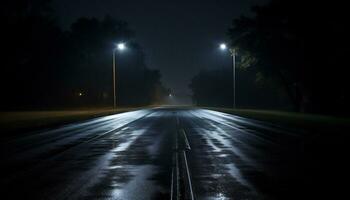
[0,1,167,110]
[1,0,65,109]
[228,0,348,115]
[190,67,291,109]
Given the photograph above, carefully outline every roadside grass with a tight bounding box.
[205,107,350,131]
[0,107,145,137]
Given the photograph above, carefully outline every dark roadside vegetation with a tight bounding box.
[0,0,169,111]
[191,0,349,116]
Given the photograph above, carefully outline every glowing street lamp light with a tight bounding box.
[117,43,125,50]
[112,43,126,110]
[220,43,227,50]
[219,43,237,109]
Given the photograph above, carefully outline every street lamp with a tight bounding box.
[220,43,237,109]
[112,43,126,110]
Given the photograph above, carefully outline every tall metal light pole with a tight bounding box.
[112,43,126,110]
[220,43,236,109]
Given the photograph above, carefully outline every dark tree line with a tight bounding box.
[228,0,348,115]
[190,67,292,110]
[1,0,167,110]
[191,0,348,115]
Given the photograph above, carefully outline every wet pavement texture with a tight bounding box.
[0,108,347,199]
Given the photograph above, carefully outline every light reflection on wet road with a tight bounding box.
[0,108,304,200]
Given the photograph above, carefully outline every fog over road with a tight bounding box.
[1,108,309,199]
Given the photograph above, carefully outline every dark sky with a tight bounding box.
[53,0,269,99]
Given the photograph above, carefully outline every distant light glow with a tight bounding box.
[78,92,83,96]
[169,94,172,97]
[117,43,125,50]
[220,43,227,50]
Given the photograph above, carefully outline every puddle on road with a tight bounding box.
[225,163,251,188]
[109,165,164,200]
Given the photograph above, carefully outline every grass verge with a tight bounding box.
[0,107,144,137]
[205,107,350,131]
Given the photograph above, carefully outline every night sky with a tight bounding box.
[53,0,269,100]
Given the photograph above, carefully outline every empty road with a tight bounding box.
[0,107,328,199]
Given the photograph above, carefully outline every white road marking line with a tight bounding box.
[183,151,194,200]
[181,129,191,150]
[176,152,180,200]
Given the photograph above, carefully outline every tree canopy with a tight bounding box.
[1,0,167,110]
[227,0,348,115]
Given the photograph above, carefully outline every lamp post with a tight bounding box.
[112,43,126,110]
[220,43,236,109]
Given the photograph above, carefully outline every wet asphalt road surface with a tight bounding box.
[0,107,347,199]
